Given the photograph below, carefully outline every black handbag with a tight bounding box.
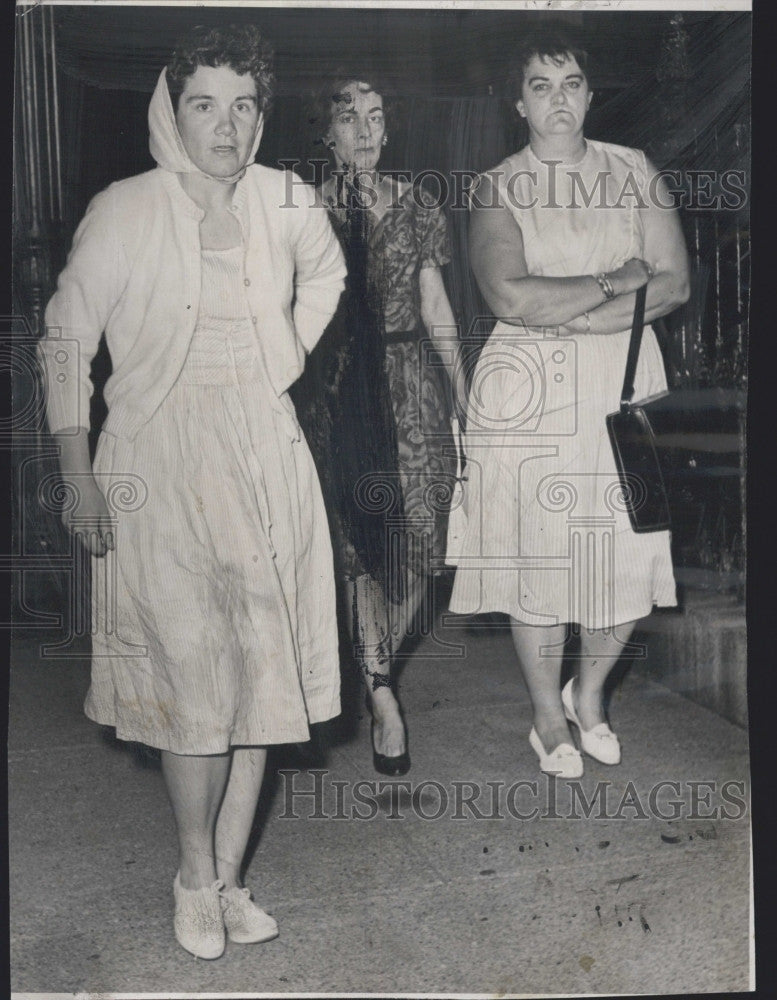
[606,284,672,533]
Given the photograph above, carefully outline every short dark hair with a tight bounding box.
[508,31,590,99]
[307,73,398,147]
[166,24,275,116]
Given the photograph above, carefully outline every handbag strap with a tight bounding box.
[619,284,648,412]
[451,417,466,475]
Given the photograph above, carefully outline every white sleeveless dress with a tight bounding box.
[85,246,340,753]
[449,140,677,629]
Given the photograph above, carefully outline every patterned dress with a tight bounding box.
[293,182,455,601]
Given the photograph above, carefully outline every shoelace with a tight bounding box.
[220,886,254,914]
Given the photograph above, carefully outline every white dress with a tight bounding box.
[449,140,677,629]
[85,246,340,753]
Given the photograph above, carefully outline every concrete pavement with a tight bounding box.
[9,598,752,996]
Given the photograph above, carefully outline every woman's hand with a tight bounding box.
[607,258,653,297]
[585,155,691,332]
[61,475,114,557]
[53,428,114,557]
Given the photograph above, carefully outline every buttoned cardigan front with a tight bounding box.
[40,164,346,440]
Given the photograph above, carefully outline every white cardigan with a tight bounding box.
[40,164,346,440]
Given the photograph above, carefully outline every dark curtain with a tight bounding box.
[593,12,750,392]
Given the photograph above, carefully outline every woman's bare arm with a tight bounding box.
[419,263,459,368]
[468,175,649,327]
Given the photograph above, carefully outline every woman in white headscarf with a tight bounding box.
[38,25,346,960]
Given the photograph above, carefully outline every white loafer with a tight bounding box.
[561,678,622,765]
[529,726,583,779]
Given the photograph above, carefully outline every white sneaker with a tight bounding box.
[220,886,279,944]
[173,872,225,959]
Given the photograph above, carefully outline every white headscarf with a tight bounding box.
[147,67,265,184]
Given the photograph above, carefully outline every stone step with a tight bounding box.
[634,589,747,728]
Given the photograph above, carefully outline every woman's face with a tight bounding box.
[325,82,385,173]
[516,53,592,140]
[175,64,261,177]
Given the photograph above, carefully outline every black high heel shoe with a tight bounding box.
[372,726,411,776]
[366,692,411,776]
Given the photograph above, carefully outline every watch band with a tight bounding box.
[594,273,615,300]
